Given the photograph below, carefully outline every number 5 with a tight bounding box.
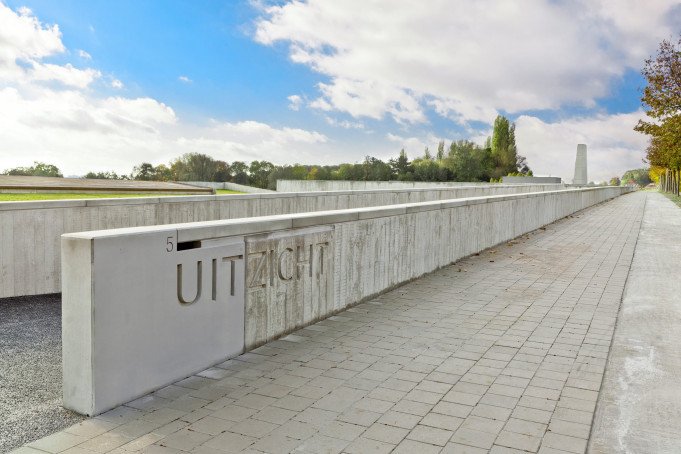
[166,236,174,252]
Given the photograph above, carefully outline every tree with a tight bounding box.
[248,161,275,188]
[444,140,490,182]
[169,153,225,181]
[609,177,621,186]
[490,115,523,178]
[436,141,445,161]
[230,161,249,184]
[621,169,652,187]
[4,162,62,177]
[84,171,123,180]
[635,35,681,193]
[389,149,413,180]
[131,163,157,181]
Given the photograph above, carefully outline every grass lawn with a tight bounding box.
[0,190,241,202]
[216,189,242,195]
[663,192,681,208]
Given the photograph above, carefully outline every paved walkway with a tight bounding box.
[12,192,647,454]
[590,192,681,453]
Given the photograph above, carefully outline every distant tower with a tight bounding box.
[573,144,587,185]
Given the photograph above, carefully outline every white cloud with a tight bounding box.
[176,120,328,163]
[287,94,302,111]
[30,62,101,88]
[0,3,100,87]
[386,132,440,157]
[324,116,364,130]
[515,112,648,183]
[255,0,677,124]
[78,49,91,59]
[0,3,331,175]
[178,75,192,83]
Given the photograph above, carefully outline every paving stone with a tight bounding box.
[337,407,382,427]
[503,417,547,438]
[203,431,257,452]
[407,424,454,446]
[494,430,541,452]
[393,439,443,454]
[227,418,278,438]
[292,434,348,453]
[420,412,464,432]
[441,442,488,453]
[460,416,505,435]
[344,437,395,453]
[376,411,422,430]
[450,427,497,449]
[547,419,591,439]
[253,406,297,425]
[249,433,303,454]
[540,432,587,453]
[157,428,210,451]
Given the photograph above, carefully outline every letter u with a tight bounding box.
[177,261,202,305]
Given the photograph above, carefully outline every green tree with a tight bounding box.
[4,162,62,177]
[248,161,275,188]
[389,149,413,180]
[444,140,491,182]
[84,171,123,180]
[490,115,521,178]
[436,141,445,161]
[621,169,651,187]
[635,35,681,193]
[131,163,156,181]
[229,161,249,184]
[609,176,621,186]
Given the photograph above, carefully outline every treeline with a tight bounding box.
[636,34,681,194]
[3,115,533,190]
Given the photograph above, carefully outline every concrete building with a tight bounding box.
[573,143,588,185]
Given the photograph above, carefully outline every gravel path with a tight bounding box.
[0,294,84,453]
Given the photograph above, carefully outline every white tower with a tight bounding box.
[573,144,587,185]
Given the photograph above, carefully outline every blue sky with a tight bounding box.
[0,0,677,181]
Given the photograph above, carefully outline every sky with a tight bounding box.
[0,0,678,182]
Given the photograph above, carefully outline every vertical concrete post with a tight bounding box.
[573,144,588,185]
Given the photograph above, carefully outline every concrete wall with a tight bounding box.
[501,176,562,184]
[62,186,632,415]
[277,180,563,192]
[184,181,275,193]
[0,184,565,298]
[0,185,564,298]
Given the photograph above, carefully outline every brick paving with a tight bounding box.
[12,192,645,454]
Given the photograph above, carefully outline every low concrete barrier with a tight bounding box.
[184,181,275,193]
[0,184,561,298]
[61,186,631,415]
[276,179,565,192]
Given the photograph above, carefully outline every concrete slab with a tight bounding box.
[589,192,681,453]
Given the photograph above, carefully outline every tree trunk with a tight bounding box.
[663,169,667,192]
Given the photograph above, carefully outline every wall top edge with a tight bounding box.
[62,187,629,241]
[0,183,568,211]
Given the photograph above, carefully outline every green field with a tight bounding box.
[663,192,681,209]
[0,190,241,202]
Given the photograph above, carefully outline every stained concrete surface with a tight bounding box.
[589,192,681,453]
[0,294,84,453]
